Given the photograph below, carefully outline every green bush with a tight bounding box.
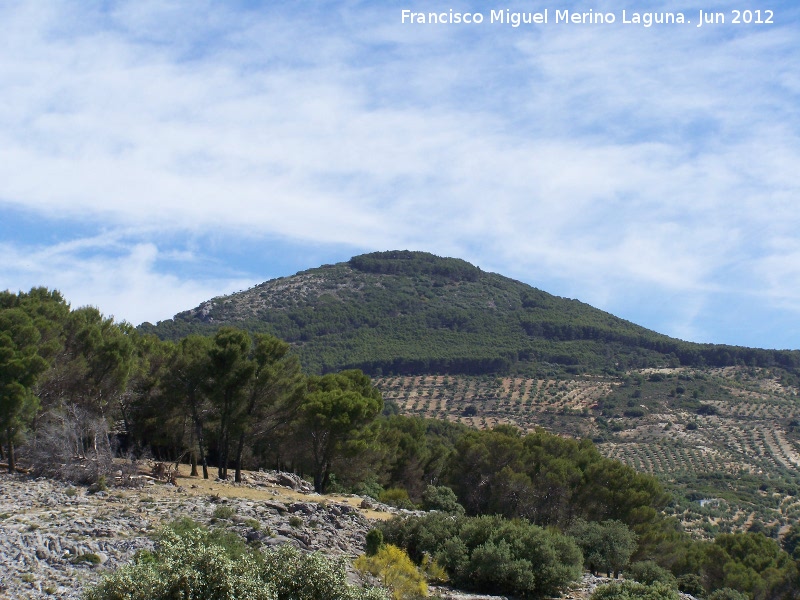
[356,475,385,500]
[567,519,637,578]
[676,574,704,596]
[421,485,465,515]
[707,589,749,600]
[212,505,236,520]
[88,476,108,494]
[366,529,386,556]
[84,521,388,600]
[625,561,676,588]
[381,512,581,599]
[700,532,797,599]
[592,581,679,600]
[379,488,416,510]
[72,553,102,565]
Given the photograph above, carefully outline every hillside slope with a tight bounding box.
[141,251,800,377]
[138,251,800,536]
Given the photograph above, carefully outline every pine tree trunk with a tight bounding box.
[234,432,245,483]
[188,424,198,476]
[193,421,209,479]
[219,430,229,480]
[7,429,15,473]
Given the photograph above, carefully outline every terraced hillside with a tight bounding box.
[376,366,800,538]
[140,251,800,537]
[377,374,614,437]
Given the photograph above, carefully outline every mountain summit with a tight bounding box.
[140,251,800,376]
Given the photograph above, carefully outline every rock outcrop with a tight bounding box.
[0,472,371,599]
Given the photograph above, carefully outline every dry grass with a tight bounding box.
[125,461,393,521]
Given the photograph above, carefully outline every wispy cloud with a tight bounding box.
[0,230,256,324]
[0,1,799,348]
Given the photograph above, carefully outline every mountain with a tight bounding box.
[140,250,800,377]
[140,250,800,536]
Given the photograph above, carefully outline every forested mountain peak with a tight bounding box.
[140,251,800,377]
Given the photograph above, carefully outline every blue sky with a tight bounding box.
[1,1,799,350]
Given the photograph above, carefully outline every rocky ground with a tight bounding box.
[0,466,674,600]
[0,467,381,599]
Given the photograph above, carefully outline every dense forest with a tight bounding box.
[3,280,800,599]
[140,251,800,377]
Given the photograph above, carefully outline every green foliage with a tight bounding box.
[699,532,797,600]
[676,574,704,596]
[88,476,108,494]
[84,520,388,600]
[625,561,676,588]
[591,581,679,600]
[379,488,416,510]
[72,553,102,565]
[421,485,465,515]
[356,475,385,500]
[419,553,448,584]
[380,512,582,599]
[261,544,388,600]
[448,426,666,530]
[568,519,638,577]
[707,589,750,600]
[301,370,383,492]
[141,251,800,378]
[0,302,50,470]
[780,522,800,560]
[359,415,465,502]
[366,529,385,556]
[212,505,235,520]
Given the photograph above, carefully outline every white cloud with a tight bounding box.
[0,1,799,346]
[0,234,255,324]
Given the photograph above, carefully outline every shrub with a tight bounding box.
[624,408,645,418]
[625,561,676,588]
[676,574,704,596]
[72,553,102,565]
[592,581,679,600]
[262,544,388,600]
[420,553,448,584]
[88,476,108,494]
[289,515,304,528]
[696,404,718,416]
[84,521,388,600]
[707,589,749,600]
[355,544,427,600]
[212,505,235,520]
[421,485,465,515]
[379,488,416,510]
[568,519,637,578]
[367,529,386,556]
[381,512,582,599]
[356,475,385,500]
